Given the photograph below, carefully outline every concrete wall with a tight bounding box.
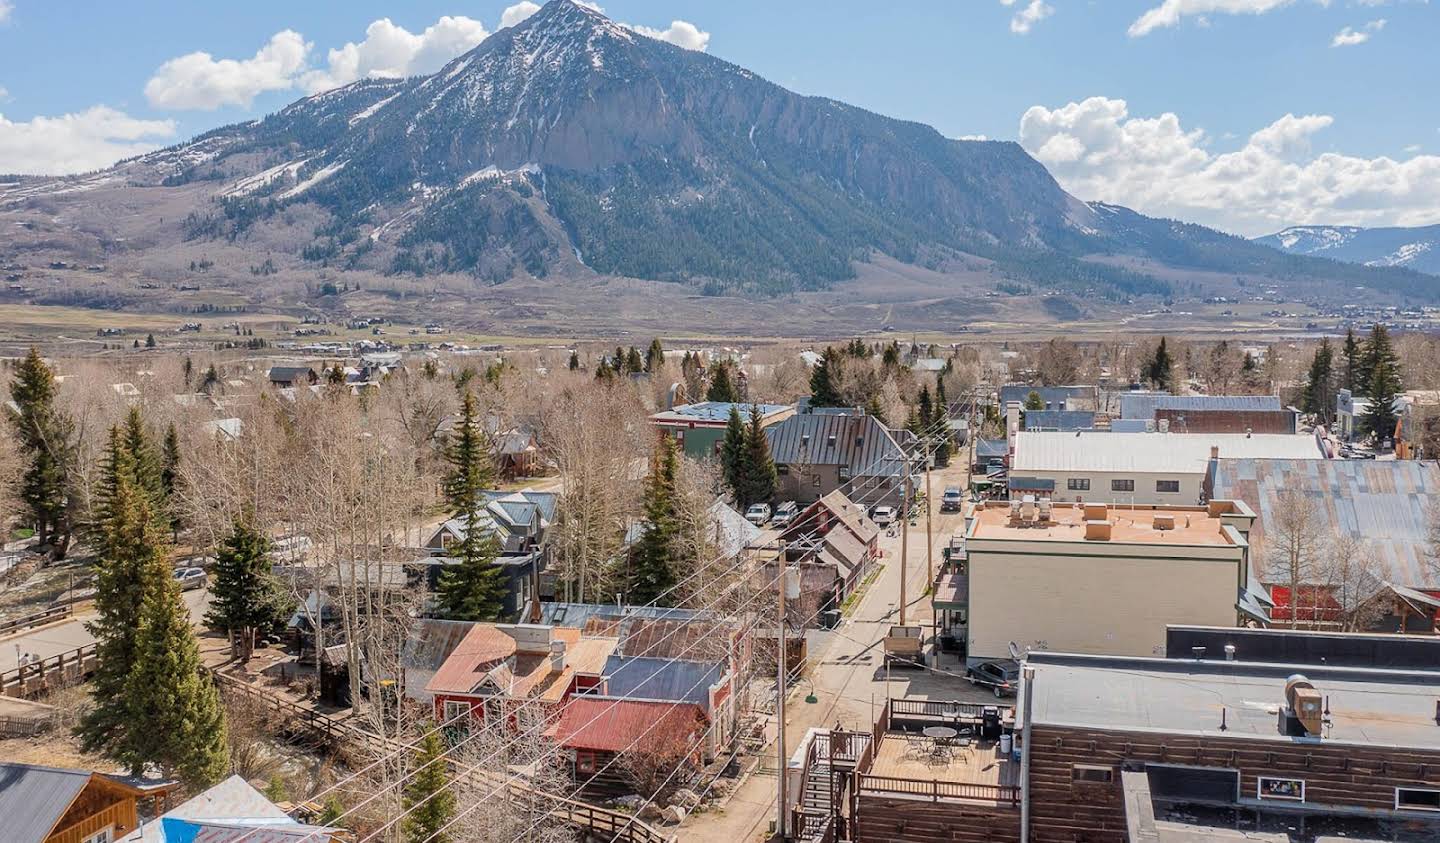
[1023,470,1203,506]
[966,540,1241,661]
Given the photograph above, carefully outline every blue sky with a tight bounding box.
[1,0,1437,235]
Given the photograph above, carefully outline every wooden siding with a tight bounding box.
[1026,723,1440,843]
[854,795,1019,843]
[47,792,137,843]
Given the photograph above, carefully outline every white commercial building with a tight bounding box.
[1009,430,1325,505]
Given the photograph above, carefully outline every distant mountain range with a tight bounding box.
[1254,225,1440,277]
[1,0,1435,316]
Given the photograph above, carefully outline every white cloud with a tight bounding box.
[1018,96,1440,236]
[1002,0,1055,34]
[500,1,541,28]
[301,16,489,93]
[1128,0,1297,37]
[0,1,12,24]
[1405,144,1422,153]
[0,106,176,175]
[627,19,710,51]
[145,15,493,109]
[145,30,311,110]
[1330,18,1386,46]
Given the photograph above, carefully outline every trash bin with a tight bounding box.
[999,733,1013,755]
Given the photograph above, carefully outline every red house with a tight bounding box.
[426,623,617,730]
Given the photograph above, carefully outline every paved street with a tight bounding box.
[0,588,211,673]
[678,463,991,842]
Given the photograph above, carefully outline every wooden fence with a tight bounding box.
[0,643,96,698]
[857,773,1020,806]
[0,605,73,636]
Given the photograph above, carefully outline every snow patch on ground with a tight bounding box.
[279,160,347,199]
[458,162,541,188]
[348,93,401,126]
[1366,241,1434,268]
[222,157,313,198]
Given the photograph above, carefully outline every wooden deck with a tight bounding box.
[862,731,1019,806]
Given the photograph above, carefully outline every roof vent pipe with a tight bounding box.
[1224,644,1236,661]
[1192,646,1206,661]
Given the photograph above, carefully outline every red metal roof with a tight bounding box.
[548,697,705,754]
[425,625,517,695]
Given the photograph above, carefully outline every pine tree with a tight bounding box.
[161,423,180,499]
[205,516,288,660]
[567,350,580,371]
[1146,338,1174,391]
[739,405,778,508]
[918,386,934,431]
[1361,324,1400,397]
[9,348,77,556]
[881,342,900,369]
[1024,390,1045,411]
[1362,353,1403,444]
[933,377,952,468]
[145,333,157,348]
[436,393,507,620]
[720,407,748,504]
[123,572,228,785]
[629,437,680,606]
[645,338,665,372]
[706,363,740,403]
[1342,328,1361,393]
[864,394,888,426]
[202,364,220,394]
[1301,339,1335,424]
[594,358,615,382]
[121,407,163,507]
[809,348,841,407]
[328,363,346,385]
[904,406,923,439]
[625,346,644,374]
[182,356,193,387]
[402,728,456,843]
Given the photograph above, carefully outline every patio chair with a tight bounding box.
[904,732,929,759]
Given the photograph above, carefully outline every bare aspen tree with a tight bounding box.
[1267,491,1328,629]
[1324,533,1389,632]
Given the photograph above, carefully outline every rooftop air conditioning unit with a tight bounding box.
[1083,503,1109,522]
[1282,674,1324,737]
[1085,520,1112,541]
[1153,514,1176,531]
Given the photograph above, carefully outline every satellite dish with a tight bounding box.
[1008,641,1023,660]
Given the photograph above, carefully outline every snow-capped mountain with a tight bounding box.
[2,0,1435,305]
[1255,225,1440,277]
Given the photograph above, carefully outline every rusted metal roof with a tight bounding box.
[548,697,706,753]
[424,625,517,695]
[1211,458,1440,588]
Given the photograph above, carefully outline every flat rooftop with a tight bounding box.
[969,502,1235,546]
[1025,652,1440,749]
[1012,431,1322,474]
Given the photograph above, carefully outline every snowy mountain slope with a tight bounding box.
[1255,225,1440,276]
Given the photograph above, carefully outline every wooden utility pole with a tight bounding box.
[925,457,934,587]
[899,459,912,626]
[776,550,791,842]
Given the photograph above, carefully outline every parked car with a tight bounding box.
[771,501,799,528]
[966,659,1021,698]
[883,625,924,668]
[940,487,964,512]
[173,567,208,591]
[745,503,772,526]
[870,505,896,527]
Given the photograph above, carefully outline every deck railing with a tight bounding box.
[0,642,96,698]
[858,773,1020,806]
[0,605,72,636]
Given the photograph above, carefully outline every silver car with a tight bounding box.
[173,567,208,591]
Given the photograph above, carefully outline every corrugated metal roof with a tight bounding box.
[976,439,1008,459]
[1212,458,1440,588]
[0,763,92,843]
[651,402,790,424]
[765,413,903,475]
[425,625,517,694]
[548,697,706,753]
[602,656,725,708]
[1022,410,1096,431]
[1119,393,1283,419]
[1013,431,1322,474]
[123,775,294,843]
[401,619,476,672]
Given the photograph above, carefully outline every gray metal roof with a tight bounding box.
[764,413,904,475]
[121,775,295,843]
[401,619,477,672]
[1120,393,1283,419]
[1022,410,1096,431]
[0,762,93,843]
[601,655,725,709]
[1025,651,1440,749]
[1211,458,1440,588]
[976,438,1008,459]
[652,401,791,424]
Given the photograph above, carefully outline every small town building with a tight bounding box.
[999,384,1098,412]
[949,499,1262,664]
[648,401,794,459]
[267,365,318,387]
[546,697,708,796]
[121,775,334,842]
[765,411,908,507]
[0,762,159,843]
[1011,431,1324,505]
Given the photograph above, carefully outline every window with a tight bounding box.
[1067,478,1090,491]
[1072,765,1114,784]
[1111,479,1135,492]
[1146,765,1239,805]
[1156,480,1181,494]
[777,464,789,476]
[576,750,598,775]
[443,700,472,722]
[1258,777,1305,801]
[81,831,113,843]
[1396,788,1440,812]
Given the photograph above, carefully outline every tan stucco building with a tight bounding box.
[952,499,1260,664]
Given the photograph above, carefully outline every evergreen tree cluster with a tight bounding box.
[721,406,779,509]
[628,436,682,605]
[7,348,77,556]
